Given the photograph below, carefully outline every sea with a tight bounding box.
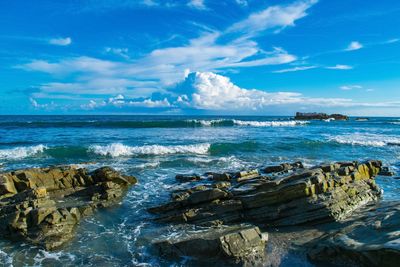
[0,115,399,266]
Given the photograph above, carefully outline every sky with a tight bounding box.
[0,0,400,116]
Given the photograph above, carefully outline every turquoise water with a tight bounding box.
[0,115,400,266]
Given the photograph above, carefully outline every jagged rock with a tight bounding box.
[0,165,136,249]
[295,112,349,121]
[154,225,268,266]
[308,202,400,267]
[149,160,382,227]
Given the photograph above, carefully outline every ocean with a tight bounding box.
[0,115,399,266]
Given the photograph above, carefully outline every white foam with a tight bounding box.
[390,122,400,125]
[186,119,226,126]
[0,144,47,160]
[232,120,309,127]
[329,133,400,147]
[89,143,211,157]
[0,249,13,266]
[324,118,335,122]
[33,250,76,266]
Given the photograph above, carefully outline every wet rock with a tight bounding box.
[154,225,268,266]
[149,160,382,226]
[0,165,136,250]
[175,173,201,183]
[262,162,304,174]
[308,202,400,267]
[378,166,395,176]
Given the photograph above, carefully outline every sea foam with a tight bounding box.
[89,143,211,157]
[0,144,47,160]
[329,133,400,147]
[232,120,309,127]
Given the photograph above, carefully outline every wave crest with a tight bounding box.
[0,145,47,160]
[232,120,309,127]
[329,134,400,147]
[88,143,211,157]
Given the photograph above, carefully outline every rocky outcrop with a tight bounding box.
[308,202,400,267]
[149,160,382,227]
[154,225,268,266]
[0,166,136,249]
[295,112,349,121]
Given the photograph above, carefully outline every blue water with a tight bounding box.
[1,115,400,266]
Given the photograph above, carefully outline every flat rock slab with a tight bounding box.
[154,224,268,266]
[0,165,137,250]
[308,202,400,267]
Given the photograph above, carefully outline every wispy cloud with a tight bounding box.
[345,41,363,51]
[228,0,318,38]
[235,0,248,7]
[340,85,362,90]
[49,37,72,46]
[272,65,317,73]
[187,0,206,10]
[325,64,353,70]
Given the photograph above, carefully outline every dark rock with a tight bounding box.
[262,162,304,174]
[308,202,400,267]
[154,225,268,266]
[295,112,349,121]
[378,166,395,176]
[175,173,201,183]
[0,165,136,249]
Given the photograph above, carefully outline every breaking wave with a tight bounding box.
[329,134,400,147]
[88,143,211,157]
[0,144,47,160]
[1,119,310,128]
[232,120,309,127]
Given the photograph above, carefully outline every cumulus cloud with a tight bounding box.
[105,47,129,59]
[49,37,72,46]
[345,41,363,51]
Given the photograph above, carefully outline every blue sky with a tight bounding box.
[1,0,399,116]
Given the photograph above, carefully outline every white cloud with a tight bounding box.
[385,38,399,44]
[345,41,363,51]
[20,0,322,109]
[174,71,356,110]
[187,0,206,9]
[325,64,353,70]
[49,37,72,46]
[105,47,129,59]
[235,0,248,7]
[340,85,362,90]
[228,0,318,37]
[272,65,316,73]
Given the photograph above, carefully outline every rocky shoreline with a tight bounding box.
[0,160,399,266]
[0,166,137,249]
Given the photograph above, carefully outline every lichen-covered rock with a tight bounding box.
[0,165,137,249]
[308,202,400,267]
[154,225,268,266]
[149,160,382,227]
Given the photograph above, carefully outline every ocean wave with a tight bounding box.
[88,143,211,157]
[0,144,47,160]
[232,120,309,127]
[329,134,400,147]
[0,119,309,128]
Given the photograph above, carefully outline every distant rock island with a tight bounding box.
[295,112,349,121]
